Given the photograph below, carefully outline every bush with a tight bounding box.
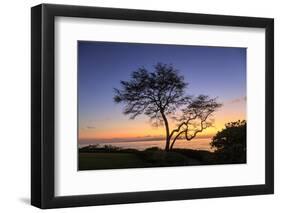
[144,147,162,152]
[210,120,246,163]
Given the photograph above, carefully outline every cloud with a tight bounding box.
[86,126,96,129]
[230,98,241,104]
[228,96,246,104]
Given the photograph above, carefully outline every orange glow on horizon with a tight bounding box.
[79,116,246,141]
[79,98,246,141]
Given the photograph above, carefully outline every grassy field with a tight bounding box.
[78,149,207,170]
[79,152,149,170]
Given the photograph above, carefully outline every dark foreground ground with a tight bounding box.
[78,146,245,170]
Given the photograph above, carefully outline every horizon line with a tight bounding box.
[79,134,213,144]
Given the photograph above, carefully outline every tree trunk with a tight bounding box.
[170,131,184,150]
[161,111,170,151]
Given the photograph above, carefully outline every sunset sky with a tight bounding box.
[78,41,246,145]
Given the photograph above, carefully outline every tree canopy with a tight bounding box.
[114,63,188,123]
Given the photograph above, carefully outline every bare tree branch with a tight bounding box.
[169,95,222,150]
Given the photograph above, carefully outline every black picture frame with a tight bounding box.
[31,3,274,209]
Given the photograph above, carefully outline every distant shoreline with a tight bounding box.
[79,135,212,144]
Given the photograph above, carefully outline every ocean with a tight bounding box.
[79,138,214,152]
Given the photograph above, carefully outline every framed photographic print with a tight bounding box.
[31,3,274,209]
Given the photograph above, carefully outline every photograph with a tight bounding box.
[78,41,247,170]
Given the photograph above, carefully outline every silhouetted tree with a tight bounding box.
[114,63,221,151]
[210,120,246,163]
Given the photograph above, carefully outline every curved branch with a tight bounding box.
[185,111,213,141]
[170,110,214,150]
[169,121,187,138]
[169,113,198,138]
[170,130,185,150]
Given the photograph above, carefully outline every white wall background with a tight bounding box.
[0,0,279,212]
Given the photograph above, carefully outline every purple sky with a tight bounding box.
[78,41,246,141]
